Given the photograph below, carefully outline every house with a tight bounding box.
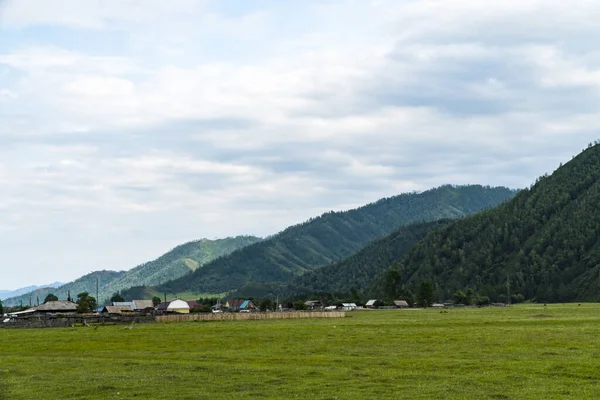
[365,300,378,309]
[305,300,322,310]
[33,300,78,315]
[166,299,190,314]
[131,300,155,311]
[431,303,445,308]
[341,303,358,311]
[393,300,409,308]
[226,299,256,312]
[239,300,256,312]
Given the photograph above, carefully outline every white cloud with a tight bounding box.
[1,0,600,288]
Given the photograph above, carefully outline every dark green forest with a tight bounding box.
[157,185,516,294]
[377,143,600,303]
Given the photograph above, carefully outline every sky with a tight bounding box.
[1,0,599,289]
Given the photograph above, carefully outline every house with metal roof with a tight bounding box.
[225,299,256,312]
[341,303,358,311]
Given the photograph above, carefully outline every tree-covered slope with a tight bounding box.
[158,185,517,295]
[378,144,600,303]
[233,220,452,299]
[3,236,261,307]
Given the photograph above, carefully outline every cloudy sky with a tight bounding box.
[1,0,599,289]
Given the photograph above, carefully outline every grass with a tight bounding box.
[2,304,600,399]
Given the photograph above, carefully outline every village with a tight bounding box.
[1,296,417,328]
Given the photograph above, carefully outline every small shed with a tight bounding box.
[365,300,378,309]
[342,303,358,311]
[393,300,409,308]
[305,300,322,310]
[166,299,190,314]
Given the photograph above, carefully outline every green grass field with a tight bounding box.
[2,304,600,399]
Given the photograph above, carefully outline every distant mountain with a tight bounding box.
[2,236,261,307]
[231,220,452,299]
[149,185,517,296]
[0,282,63,301]
[375,143,600,303]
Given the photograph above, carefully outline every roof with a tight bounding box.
[8,309,37,316]
[342,303,357,307]
[102,306,133,314]
[35,301,78,312]
[227,299,245,308]
[113,301,134,307]
[187,301,204,309]
[365,300,377,306]
[132,300,154,310]
[240,300,250,309]
[167,299,190,310]
[305,300,321,306]
[394,300,409,307]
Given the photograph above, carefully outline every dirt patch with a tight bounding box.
[530,314,554,318]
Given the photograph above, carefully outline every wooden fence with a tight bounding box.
[156,311,345,323]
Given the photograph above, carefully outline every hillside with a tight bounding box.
[231,220,452,299]
[0,282,63,301]
[3,270,126,308]
[155,185,517,295]
[376,143,600,303]
[3,236,261,307]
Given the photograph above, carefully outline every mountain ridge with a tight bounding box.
[149,185,517,296]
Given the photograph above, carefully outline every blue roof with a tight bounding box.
[240,300,249,309]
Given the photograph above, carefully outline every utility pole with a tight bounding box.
[506,273,511,305]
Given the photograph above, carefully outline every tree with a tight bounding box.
[152,296,162,307]
[0,299,3,315]
[259,298,273,312]
[44,293,58,303]
[293,300,307,310]
[110,292,125,303]
[416,281,434,308]
[453,290,469,305]
[76,292,97,314]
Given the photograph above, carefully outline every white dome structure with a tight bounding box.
[166,299,190,314]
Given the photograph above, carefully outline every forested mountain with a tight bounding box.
[232,220,452,299]
[155,185,516,295]
[3,236,261,307]
[376,143,600,303]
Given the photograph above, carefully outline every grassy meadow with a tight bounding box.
[2,304,600,399]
